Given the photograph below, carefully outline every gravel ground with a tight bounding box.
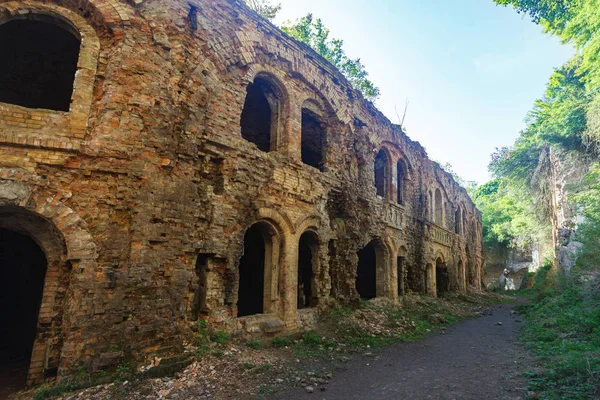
[272,299,534,400]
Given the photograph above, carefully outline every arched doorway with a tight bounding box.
[298,231,319,309]
[237,222,279,318]
[238,224,267,317]
[356,240,388,300]
[0,229,47,395]
[0,17,81,111]
[435,257,449,296]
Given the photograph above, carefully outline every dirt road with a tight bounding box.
[274,301,532,400]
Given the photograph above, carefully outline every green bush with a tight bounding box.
[210,330,230,345]
[272,336,293,348]
[245,338,261,349]
[301,331,323,345]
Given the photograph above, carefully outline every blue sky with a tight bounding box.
[273,0,573,184]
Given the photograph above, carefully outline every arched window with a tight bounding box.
[0,17,81,111]
[397,160,407,204]
[240,75,283,152]
[455,207,462,234]
[301,102,326,171]
[434,189,443,224]
[374,150,390,198]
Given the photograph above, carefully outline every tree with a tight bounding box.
[244,0,281,21]
[281,14,380,101]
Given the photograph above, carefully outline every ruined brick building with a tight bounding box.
[0,0,484,386]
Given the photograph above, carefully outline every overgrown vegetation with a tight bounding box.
[473,0,600,251]
[518,263,600,399]
[467,4,600,397]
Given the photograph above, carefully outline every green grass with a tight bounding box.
[518,263,600,399]
[245,338,262,349]
[34,380,79,400]
[272,336,294,348]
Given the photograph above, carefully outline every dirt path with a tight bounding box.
[273,300,533,400]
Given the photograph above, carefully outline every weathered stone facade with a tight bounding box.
[0,0,484,386]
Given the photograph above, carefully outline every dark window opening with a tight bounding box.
[0,19,80,111]
[0,229,47,395]
[240,77,279,152]
[187,5,198,31]
[397,256,405,296]
[435,258,449,296]
[397,162,405,204]
[301,109,325,171]
[237,225,266,317]
[374,150,389,198]
[435,189,443,225]
[356,242,377,300]
[190,255,209,320]
[455,208,461,234]
[298,232,318,309]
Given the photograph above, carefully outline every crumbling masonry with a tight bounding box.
[0,0,484,386]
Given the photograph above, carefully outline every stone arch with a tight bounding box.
[240,70,289,153]
[374,147,393,199]
[258,207,294,237]
[0,181,97,385]
[294,215,321,236]
[0,0,129,32]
